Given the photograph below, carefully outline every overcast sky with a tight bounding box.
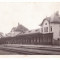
[0,2,60,34]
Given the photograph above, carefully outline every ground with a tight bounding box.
[0,44,60,55]
[0,50,19,55]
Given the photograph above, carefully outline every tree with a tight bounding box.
[0,32,4,38]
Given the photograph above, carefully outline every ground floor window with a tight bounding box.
[59,30,60,36]
[50,26,52,32]
[41,28,43,32]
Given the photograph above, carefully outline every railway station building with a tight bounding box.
[40,11,60,40]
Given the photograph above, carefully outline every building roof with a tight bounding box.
[5,23,29,37]
[40,17,51,26]
[40,11,60,26]
[18,28,40,35]
[11,23,28,33]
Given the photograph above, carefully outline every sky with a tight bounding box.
[0,2,60,34]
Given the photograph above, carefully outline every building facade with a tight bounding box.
[40,11,60,40]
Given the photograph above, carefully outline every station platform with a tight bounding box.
[1,44,60,48]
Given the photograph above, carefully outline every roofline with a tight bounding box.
[50,22,60,24]
[39,18,50,26]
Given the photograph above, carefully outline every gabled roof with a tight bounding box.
[40,17,50,26]
[40,11,60,26]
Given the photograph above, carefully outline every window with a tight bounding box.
[41,28,43,32]
[35,29,38,31]
[44,27,48,32]
[29,30,31,32]
[51,26,52,32]
[45,23,47,25]
[59,31,60,36]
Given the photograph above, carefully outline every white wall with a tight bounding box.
[50,23,60,40]
[42,20,50,34]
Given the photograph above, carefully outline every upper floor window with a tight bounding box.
[45,23,47,25]
[44,27,48,32]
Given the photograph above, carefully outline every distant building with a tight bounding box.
[40,11,60,40]
[23,29,40,35]
[6,23,28,37]
[11,23,28,33]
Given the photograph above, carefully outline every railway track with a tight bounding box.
[0,46,60,55]
[19,46,60,52]
[0,47,47,55]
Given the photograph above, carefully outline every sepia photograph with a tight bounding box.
[0,2,60,55]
